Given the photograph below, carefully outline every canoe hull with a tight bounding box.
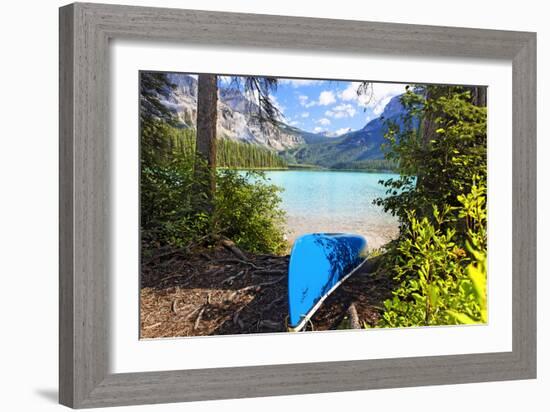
[287,233,368,331]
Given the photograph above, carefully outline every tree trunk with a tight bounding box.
[471,86,487,107]
[194,74,218,213]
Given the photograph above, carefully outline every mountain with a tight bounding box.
[158,74,328,151]
[148,73,412,170]
[280,94,411,169]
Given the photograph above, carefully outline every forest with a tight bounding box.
[145,123,288,169]
[140,72,487,337]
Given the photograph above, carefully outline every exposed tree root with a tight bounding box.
[140,245,395,338]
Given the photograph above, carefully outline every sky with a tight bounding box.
[222,76,408,136]
[183,74,409,136]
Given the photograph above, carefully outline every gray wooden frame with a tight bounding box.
[59,2,536,408]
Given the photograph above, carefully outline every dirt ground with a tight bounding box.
[140,244,395,338]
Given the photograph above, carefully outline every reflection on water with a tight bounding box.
[253,170,401,249]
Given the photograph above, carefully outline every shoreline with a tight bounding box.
[283,216,399,251]
[231,167,399,173]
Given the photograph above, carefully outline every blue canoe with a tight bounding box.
[287,233,368,331]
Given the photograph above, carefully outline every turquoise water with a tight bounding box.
[251,170,401,248]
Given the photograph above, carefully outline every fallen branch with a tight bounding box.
[347,304,361,329]
[220,239,248,260]
[143,322,162,330]
[171,299,178,314]
[193,306,206,330]
[155,273,188,286]
[222,270,245,285]
[233,310,245,329]
[184,305,203,320]
[193,293,211,330]
[214,258,264,270]
[240,276,285,292]
[263,296,285,312]
[258,320,282,330]
[252,269,287,277]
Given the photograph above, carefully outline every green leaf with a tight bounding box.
[446,310,476,324]
[427,284,440,308]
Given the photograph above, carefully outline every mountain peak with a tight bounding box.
[159,74,307,151]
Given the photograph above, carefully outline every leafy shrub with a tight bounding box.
[140,158,211,250]
[376,86,487,229]
[214,170,287,254]
[140,120,287,255]
[374,84,487,328]
[378,180,487,328]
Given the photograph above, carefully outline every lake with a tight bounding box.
[256,170,401,250]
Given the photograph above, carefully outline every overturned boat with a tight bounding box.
[287,233,368,332]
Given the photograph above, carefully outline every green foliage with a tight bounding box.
[140,125,209,249]
[331,158,398,171]
[140,120,288,255]
[374,85,487,328]
[142,120,287,169]
[215,170,287,254]
[280,138,396,171]
[217,137,287,169]
[375,86,487,227]
[139,72,177,125]
[378,184,487,327]
[446,247,487,324]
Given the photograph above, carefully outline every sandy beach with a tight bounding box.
[284,215,399,250]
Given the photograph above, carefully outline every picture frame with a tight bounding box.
[59,2,536,408]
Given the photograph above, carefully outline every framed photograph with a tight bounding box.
[59,2,536,408]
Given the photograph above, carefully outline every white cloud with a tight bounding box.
[339,83,359,101]
[318,90,336,106]
[325,103,356,119]
[334,127,352,136]
[289,120,300,126]
[279,79,323,88]
[368,83,408,113]
[365,113,376,123]
[338,81,408,111]
[372,95,393,116]
[316,118,331,126]
[301,112,310,118]
[300,90,339,108]
[269,94,286,116]
[338,82,372,107]
[313,126,324,133]
[298,95,317,108]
